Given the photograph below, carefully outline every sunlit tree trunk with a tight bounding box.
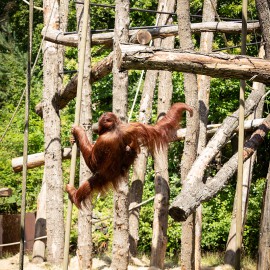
[258,163,270,269]
[42,0,65,263]
[177,0,199,268]
[196,0,217,268]
[76,1,93,268]
[150,34,175,270]
[111,0,130,269]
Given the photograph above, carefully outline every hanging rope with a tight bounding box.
[19,0,33,268]
[128,11,162,122]
[63,0,90,268]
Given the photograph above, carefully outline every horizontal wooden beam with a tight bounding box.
[12,148,77,173]
[42,22,260,47]
[0,188,12,197]
[118,44,270,85]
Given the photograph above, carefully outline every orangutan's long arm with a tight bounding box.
[72,126,94,164]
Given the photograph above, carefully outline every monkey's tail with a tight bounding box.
[155,102,193,142]
[157,102,193,129]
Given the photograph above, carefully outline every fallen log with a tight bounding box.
[12,119,264,172]
[118,44,270,85]
[42,22,260,47]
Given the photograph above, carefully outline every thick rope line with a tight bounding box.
[128,11,162,122]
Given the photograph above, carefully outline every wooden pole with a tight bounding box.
[19,0,33,268]
[63,0,90,268]
[235,0,247,268]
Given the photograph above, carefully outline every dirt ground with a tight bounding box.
[0,253,234,270]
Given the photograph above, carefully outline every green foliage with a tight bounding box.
[202,186,234,251]
[243,178,265,257]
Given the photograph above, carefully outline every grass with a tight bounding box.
[201,252,256,270]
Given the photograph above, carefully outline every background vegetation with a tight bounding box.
[0,0,268,260]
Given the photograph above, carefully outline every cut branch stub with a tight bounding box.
[129,30,152,45]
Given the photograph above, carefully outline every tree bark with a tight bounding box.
[42,21,260,47]
[150,4,175,267]
[255,0,270,58]
[252,2,270,267]
[110,0,130,269]
[42,0,65,264]
[118,44,270,85]
[177,0,199,268]
[75,1,93,268]
[195,0,217,268]
[129,71,157,258]
[169,108,270,222]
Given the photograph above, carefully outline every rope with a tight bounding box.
[21,0,43,11]
[128,10,162,122]
[73,1,255,22]
[0,236,47,248]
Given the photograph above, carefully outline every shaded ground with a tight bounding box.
[0,253,235,270]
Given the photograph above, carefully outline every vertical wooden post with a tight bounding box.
[63,0,90,268]
[111,0,130,269]
[19,0,33,268]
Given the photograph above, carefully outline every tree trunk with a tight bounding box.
[42,0,65,264]
[224,46,265,267]
[255,0,270,58]
[252,2,270,268]
[257,162,270,269]
[195,0,217,268]
[150,10,175,267]
[177,0,199,268]
[129,70,157,258]
[32,175,46,263]
[111,0,130,269]
[76,1,93,268]
[42,21,260,48]
[118,44,270,85]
